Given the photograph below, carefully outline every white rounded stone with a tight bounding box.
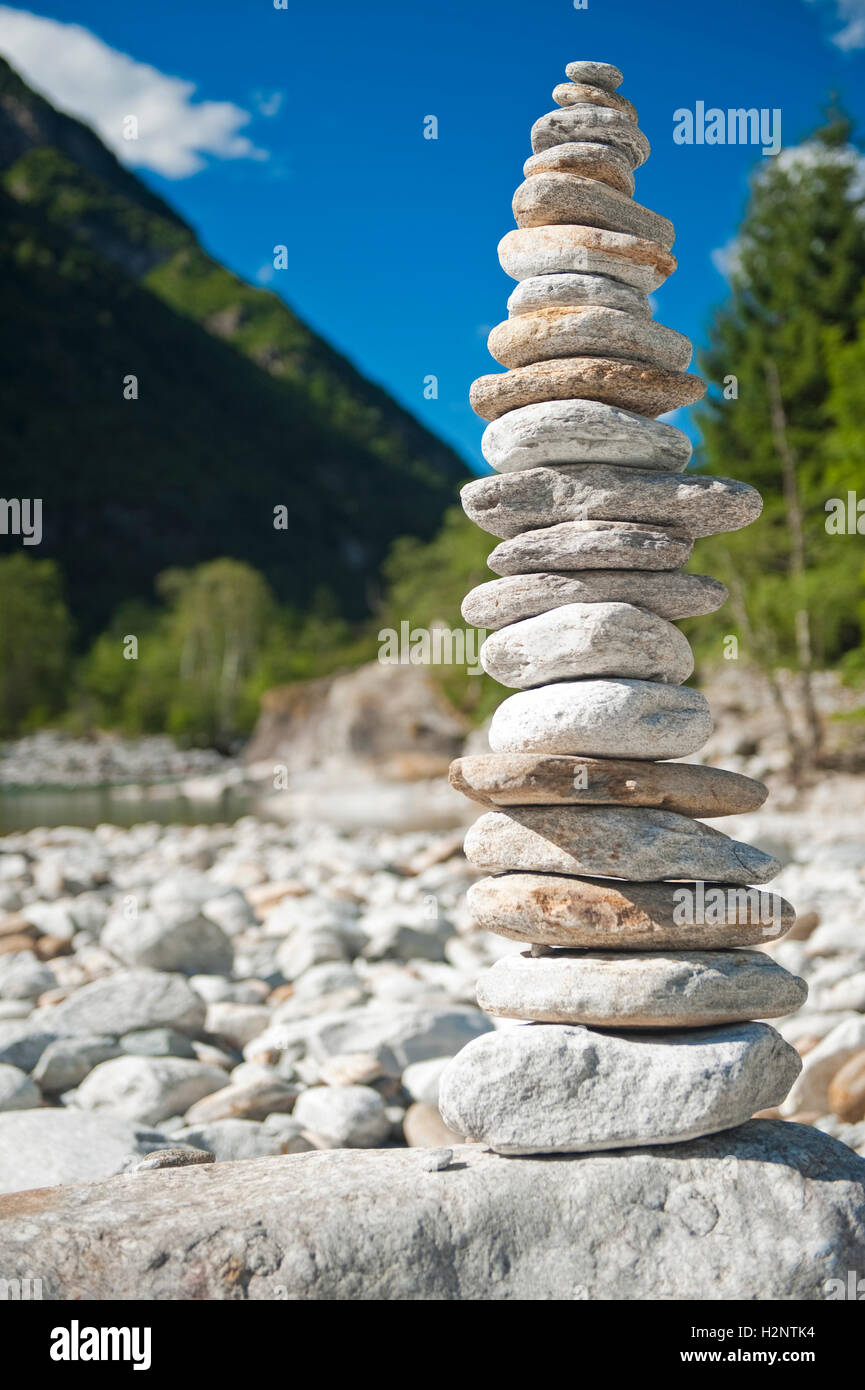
[438,1022,802,1154]
[476,950,808,1027]
[488,679,713,759]
[462,570,728,628]
[507,273,650,319]
[486,519,693,575]
[479,602,694,687]
[481,400,692,473]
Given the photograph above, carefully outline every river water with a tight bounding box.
[0,785,255,833]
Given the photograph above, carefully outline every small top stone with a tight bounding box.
[565,61,624,92]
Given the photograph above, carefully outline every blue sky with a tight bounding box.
[1,0,864,472]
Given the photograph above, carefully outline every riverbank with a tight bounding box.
[0,781,862,1193]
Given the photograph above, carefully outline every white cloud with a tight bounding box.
[805,0,865,49]
[711,237,742,280]
[0,6,267,177]
[252,90,284,119]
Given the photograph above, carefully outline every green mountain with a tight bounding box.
[0,57,467,639]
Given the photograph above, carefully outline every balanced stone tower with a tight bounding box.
[439,59,808,1155]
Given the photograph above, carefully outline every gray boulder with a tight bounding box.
[439,1022,801,1153]
[0,1125,862,1298]
[31,1036,121,1093]
[38,969,206,1038]
[0,1109,175,1194]
[73,1055,228,1126]
[293,1085,391,1148]
[102,909,233,977]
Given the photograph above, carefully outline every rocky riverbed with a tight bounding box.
[0,775,862,1193]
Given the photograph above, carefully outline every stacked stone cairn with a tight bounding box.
[439,60,808,1155]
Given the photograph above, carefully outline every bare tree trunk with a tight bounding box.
[725,562,803,773]
[763,357,822,768]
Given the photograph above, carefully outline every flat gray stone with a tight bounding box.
[293,1085,391,1149]
[0,1109,175,1194]
[0,1124,863,1298]
[513,174,674,248]
[462,570,728,628]
[0,1062,40,1112]
[462,465,762,539]
[251,1004,494,1079]
[463,806,781,883]
[466,874,794,950]
[552,82,637,121]
[38,968,206,1039]
[119,1027,197,1059]
[498,227,674,292]
[489,679,713,759]
[487,519,693,574]
[449,753,768,816]
[531,105,650,167]
[488,305,689,371]
[479,602,694,687]
[31,1035,121,1093]
[183,1078,300,1125]
[508,272,649,319]
[73,1055,228,1126]
[102,908,233,976]
[171,1119,287,1161]
[523,142,634,195]
[0,1022,60,1072]
[476,949,808,1027]
[565,60,624,91]
[481,399,691,473]
[439,1022,801,1153]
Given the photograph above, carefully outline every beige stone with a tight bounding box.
[449,753,768,816]
[531,105,650,168]
[553,82,637,121]
[498,226,676,291]
[513,174,673,248]
[564,60,624,91]
[402,1101,463,1147]
[828,1051,865,1124]
[466,873,793,950]
[523,142,634,196]
[471,356,706,422]
[488,306,690,371]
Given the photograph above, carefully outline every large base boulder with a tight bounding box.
[0,1121,862,1300]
